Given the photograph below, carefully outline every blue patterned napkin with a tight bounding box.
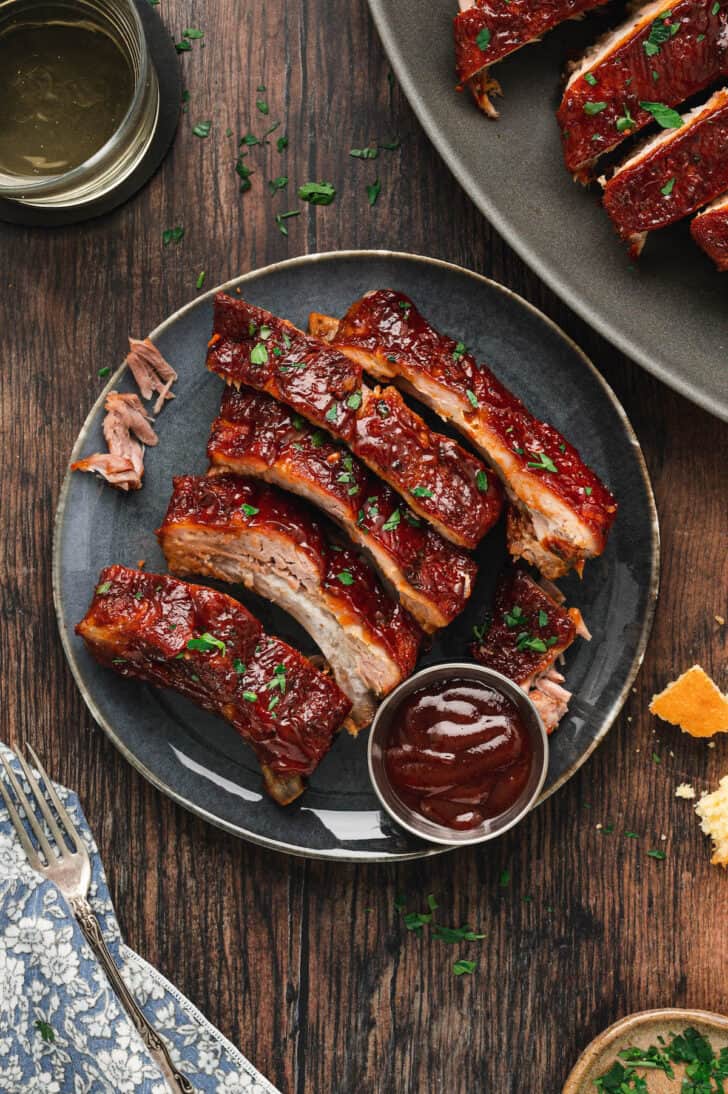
[0,746,280,1094]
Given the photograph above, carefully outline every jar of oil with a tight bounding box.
[0,0,159,207]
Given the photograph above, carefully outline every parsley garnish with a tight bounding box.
[476,27,491,50]
[350,146,379,159]
[192,120,211,138]
[337,570,354,586]
[647,848,667,860]
[712,1,720,13]
[538,609,548,628]
[187,632,226,655]
[96,581,112,595]
[616,105,636,133]
[242,690,257,703]
[275,209,300,235]
[268,176,288,195]
[196,270,206,289]
[516,633,548,654]
[504,605,526,628]
[325,403,338,422]
[298,181,336,205]
[240,503,259,516]
[527,452,558,473]
[411,485,433,498]
[233,659,246,674]
[250,343,268,365]
[661,176,676,196]
[382,508,401,531]
[452,341,466,361]
[639,100,683,128]
[346,391,363,409]
[643,11,680,56]
[583,101,608,115]
[453,959,477,976]
[475,470,489,493]
[466,389,479,408]
[183,27,204,38]
[162,226,184,246]
[235,154,254,193]
[584,72,597,86]
[366,178,382,206]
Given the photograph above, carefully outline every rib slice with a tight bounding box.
[207,387,477,633]
[470,568,590,733]
[455,0,607,115]
[76,565,351,804]
[158,473,421,731]
[206,292,502,549]
[602,88,728,256]
[691,191,728,270]
[559,0,728,181]
[310,290,617,580]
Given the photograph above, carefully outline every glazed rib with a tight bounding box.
[310,290,617,580]
[603,88,728,256]
[559,0,728,180]
[455,0,607,115]
[206,293,502,549]
[691,191,728,269]
[158,473,421,731]
[76,565,351,804]
[207,387,477,633]
[470,568,589,733]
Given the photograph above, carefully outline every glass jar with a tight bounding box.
[0,0,159,207]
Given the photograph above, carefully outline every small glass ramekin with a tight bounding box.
[0,0,159,207]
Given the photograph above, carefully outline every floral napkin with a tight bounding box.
[0,745,280,1094]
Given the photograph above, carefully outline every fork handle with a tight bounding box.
[70,896,194,1093]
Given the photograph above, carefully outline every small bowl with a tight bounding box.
[367,662,549,847]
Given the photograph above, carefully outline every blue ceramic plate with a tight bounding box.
[54,251,659,861]
[368,0,728,420]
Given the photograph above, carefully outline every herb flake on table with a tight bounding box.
[350,146,379,159]
[275,210,300,236]
[268,176,288,195]
[298,181,336,206]
[98,366,111,378]
[192,120,211,138]
[162,226,184,246]
[453,959,477,976]
[366,178,382,206]
[196,271,206,290]
[235,154,254,193]
[647,848,667,860]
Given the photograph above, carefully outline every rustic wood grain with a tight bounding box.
[1,1,727,1091]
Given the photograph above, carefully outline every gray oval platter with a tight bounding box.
[368,0,728,421]
[54,251,659,861]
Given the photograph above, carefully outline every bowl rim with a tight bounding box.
[367,661,549,848]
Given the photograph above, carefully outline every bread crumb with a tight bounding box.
[716,615,725,626]
[675,783,696,800]
[649,665,728,738]
[695,776,728,867]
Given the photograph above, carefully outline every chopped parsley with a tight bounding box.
[432,924,485,944]
[661,176,676,196]
[196,270,206,290]
[475,27,491,51]
[192,120,212,138]
[240,503,259,517]
[366,178,382,206]
[337,570,355,586]
[162,226,184,246]
[472,622,488,642]
[249,343,268,365]
[298,181,336,205]
[276,135,288,152]
[325,403,338,422]
[516,633,549,654]
[647,848,667,860]
[346,391,363,409]
[235,154,254,193]
[453,959,477,976]
[350,146,379,159]
[639,100,684,128]
[242,690,257,703]
[266,664,287,693]
[268,176,288,195]
[275,210,300,235]
[498,868,510,887]
[584,72,597,86]
[411,485,433,498]
[537,609,548,628]
[183,27,204,39]
[96,581,112,595]
[616,105,636,133]
[713,1,720,13]
[504,606,526,628]
[382,508,401,531]
[475,469,489,493]
[256,97,269,115]
[466,389,479,408]
[527,452,558,473]
[187,632,226,655]
[595,1026,728,1093]
[452,341,466,361]
[583,101,608,115]
[643,11,680,56]
[233,659,246,674]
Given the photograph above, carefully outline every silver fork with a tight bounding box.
[0,745,194,1093]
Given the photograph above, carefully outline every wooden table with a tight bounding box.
[2,2,727,1090]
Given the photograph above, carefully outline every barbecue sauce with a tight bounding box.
[384,678,533,830]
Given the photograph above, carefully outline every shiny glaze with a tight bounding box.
[559,0,728,178]
[333,290,616,540]
[158,473,422,674]
[384,678,533,829]
[470,568,576,683]
[207,293,499,549]
[604,92,728,236]
[208,387,478,630]
[691,200,728,270]
[455,0,605,83]
[75,565,350,783]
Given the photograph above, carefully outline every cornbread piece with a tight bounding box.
[695,775,728,866]
[454,0,607,116]
[158,473,421,731]
[76,565,351,804]
[691,192,728,270]
[675,783,697,799]
[650,665,728,737]
[559,0,728,180]
[312,290,617,579]
[470,568,590,732]
[603,89,728,257]
[206,292,502,549]
[207,387,477,632]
